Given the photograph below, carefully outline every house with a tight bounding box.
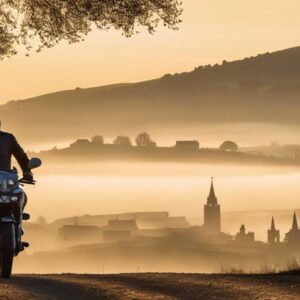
[175,140,200,150]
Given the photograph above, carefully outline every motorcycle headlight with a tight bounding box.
[7,179,15,187]
[10,196,18,203]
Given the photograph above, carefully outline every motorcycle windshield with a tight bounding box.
[0,171,18,194]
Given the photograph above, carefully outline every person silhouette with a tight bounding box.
[0,122,33,181]
[0,122,33,212]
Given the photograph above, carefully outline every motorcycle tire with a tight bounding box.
[0,223,15,278]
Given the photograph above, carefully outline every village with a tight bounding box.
[24,179,300,258]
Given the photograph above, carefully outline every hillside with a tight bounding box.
[3,46,300,144]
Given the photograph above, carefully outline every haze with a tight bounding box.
[1,0,300,102]
[27,162,299,232]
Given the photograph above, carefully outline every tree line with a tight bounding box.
[73,134,238,151]
[90,132,156,147]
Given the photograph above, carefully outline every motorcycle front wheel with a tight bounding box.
[0,223,15,278]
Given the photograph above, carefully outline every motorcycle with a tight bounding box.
[0,158,41,278]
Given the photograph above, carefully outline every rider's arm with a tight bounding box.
[11,135,31,175]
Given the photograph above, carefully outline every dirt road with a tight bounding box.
[0,273,299,299]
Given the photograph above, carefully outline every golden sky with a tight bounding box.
[1,0,300,103]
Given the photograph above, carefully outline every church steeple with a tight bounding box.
[268,216,280,244]
[292,212,298,231]
[271,216,276,231]
[203,177,221,235]
[284,212,300,244]
[207,177,218,205]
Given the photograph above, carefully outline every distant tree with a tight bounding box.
[135,132,156,147]
[70,138,90,148]
[0,1,182,59]
[219,141,238,152]
[91,135,104,144]
[162,73,172,79]
[114,136,132,146]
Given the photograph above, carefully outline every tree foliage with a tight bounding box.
[113,135,132,146]
[219,140,238,152]
[91,135,104,144]
[0,0,182,58]
[135,132,155,146]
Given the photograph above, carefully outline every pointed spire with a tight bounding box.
[270,216,275,231]
[209,177,216,197]
[207,177,218,205]
[292,212,298,231]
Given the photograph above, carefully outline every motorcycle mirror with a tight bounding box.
[28,158,42,170]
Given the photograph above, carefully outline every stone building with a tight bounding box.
[235,225,255,244]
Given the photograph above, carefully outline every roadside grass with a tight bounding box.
[278,258,300,275]
[219,258,300,275]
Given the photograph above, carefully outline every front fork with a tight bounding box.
[0,191,27,255]
[12,191,25,255]
[0,216,16,252]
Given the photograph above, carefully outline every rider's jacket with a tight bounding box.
[0,131,30,174]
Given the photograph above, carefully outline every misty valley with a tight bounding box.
[11,159,300,274]
[5,45,300,280]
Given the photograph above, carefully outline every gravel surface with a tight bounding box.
[0,273,299,299]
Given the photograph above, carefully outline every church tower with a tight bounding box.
[284,212,300,245]
[268,216,280,244]
[292,212,298,231]
[203,178,221,235]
